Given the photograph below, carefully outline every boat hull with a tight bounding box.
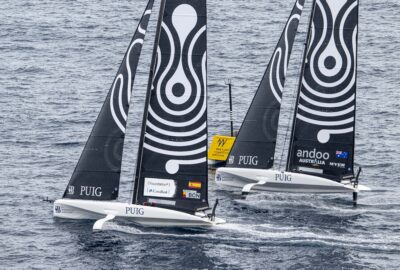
[53,199,225,227]
[215,167,369,193]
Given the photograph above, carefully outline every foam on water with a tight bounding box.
[101,219,399,254]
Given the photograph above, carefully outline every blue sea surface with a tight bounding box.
[1,0,399,269]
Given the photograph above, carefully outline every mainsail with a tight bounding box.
[133,0,208,213]
[226,0,304,169]
[287,0,358,180]
[63,0,154,200]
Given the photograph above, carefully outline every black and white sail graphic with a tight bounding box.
[287,0,358,180]
[63,0,154,200]
[226,0,304,169]
[133,0,208,213]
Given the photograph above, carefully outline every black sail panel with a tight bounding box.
[134,0,208,213]
[63,0,154,200]
[287,0,358,180]
[226,0,305,169]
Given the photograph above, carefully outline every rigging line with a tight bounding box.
[132,0,166,204]
[280,0,317,171]
[278,32,308,171]
[128,0,160,204]
[285,0,318,171]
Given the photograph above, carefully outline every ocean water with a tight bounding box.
[1,0,399,269]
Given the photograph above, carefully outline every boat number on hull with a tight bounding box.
[125,207,144,216]
[54,205,61,213]
[275,172,292,182]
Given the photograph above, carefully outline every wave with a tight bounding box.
[99,221,399,253]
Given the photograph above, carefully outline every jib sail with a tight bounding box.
[226,0,304,169]
[133,0,209,213]
[63,0,154,200]
[287,0,359,180]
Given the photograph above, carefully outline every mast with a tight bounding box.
[226,80,234,137]
[287,0,359,181]
[225,0,305,170]
[133,0,167,204]
[286,0,318,170]
[63,0,154,201]
[133,0,209,213]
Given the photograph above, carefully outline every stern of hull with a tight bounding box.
[216,168,359,194]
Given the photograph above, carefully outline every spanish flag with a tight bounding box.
[188,181,202,189]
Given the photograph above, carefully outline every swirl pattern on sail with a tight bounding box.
[226,0,304,170]
[288,0,358,180]
[110,9,152,133]
[269,0,305,104]
[134,0,208,213]
[144,3,207,175]
[296,0,358,143]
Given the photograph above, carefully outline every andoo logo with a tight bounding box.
[296,148,329,165]
[80,186,102,197]
[217,138,227,147]
[54,205,61,213]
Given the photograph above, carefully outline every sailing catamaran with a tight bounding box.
[215,0,370,203]
[53,0,225,228]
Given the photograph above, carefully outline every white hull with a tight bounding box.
[53,199,225,229]
[215,167,370,193]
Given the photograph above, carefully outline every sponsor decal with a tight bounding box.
[68,185,75,195]
[298,166,323,174]
[148,198,176,206]
[182,189,201,199]
[335,151,349,159]
[188,181,202,189]
[275,172,292,182]
[329,162,346,168]
[125,207,144,216]
[80,186,102,197]
[296,148,329,165]
[215,173,222,182]
[208,135,236,161]
[218,138,227,147]
[143,178,176,198]
[228,155,234,164]
[238,155,258,166]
